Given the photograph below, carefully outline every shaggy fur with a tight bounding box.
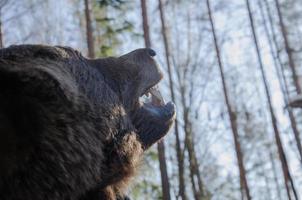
[0,45,175,200]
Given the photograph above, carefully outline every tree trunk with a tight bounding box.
[158,0,187,199]
[185,123,206,200]
[274,0,301,94]
[84,0,95,58]
[269,145,283,200]
[259,0,302,166]
[206,1,251,200]
[157,143,171,200]
[256,150,272,200]
[140,1,171,199]
[184,110,198,200]
[179,83,205,200]
[245,0,298,199]
[0,9,3,48]
[140,0,151,48]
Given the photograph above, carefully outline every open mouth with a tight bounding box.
[132,81,176,149]
[116,48,176,149]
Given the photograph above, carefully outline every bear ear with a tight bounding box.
[0,66,72,141]
[0,67,73,103]
[0,67,58,177]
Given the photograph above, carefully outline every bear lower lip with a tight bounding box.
[131,101,176,149]
[163,102,176,116]
[139,85,175,118]
[142,101,175,119]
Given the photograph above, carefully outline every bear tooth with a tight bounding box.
[150,89,165,105]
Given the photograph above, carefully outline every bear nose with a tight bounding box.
[147,48,156,57]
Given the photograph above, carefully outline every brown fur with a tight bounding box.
[0,45,175,200]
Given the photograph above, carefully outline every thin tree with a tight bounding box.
[0,10,3,48]
[0,0,8,48]
[171,10,206,200]
[140,1,171,199]
[258,0,302,165]
[179,77,205,199]
[268,144,283,200]
[141,0,150,48]
[274,0,301,94]
[245,0,298,199]
[256,150,272,200]
[158,0,187,199]
[183,117,206,199]
[84,0,95,58]
[206,1,251,199]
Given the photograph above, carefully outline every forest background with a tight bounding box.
[1,0,302,199]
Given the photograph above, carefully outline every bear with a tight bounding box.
[0,45,175,200]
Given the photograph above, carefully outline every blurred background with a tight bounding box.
[1,0,302,199]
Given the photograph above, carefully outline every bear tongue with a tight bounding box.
[150,88,165,106]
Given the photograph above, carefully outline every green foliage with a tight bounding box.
[131,175,162,200]
[96,0,125,9]
[93,0,134,57]
[129,147,163,199]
